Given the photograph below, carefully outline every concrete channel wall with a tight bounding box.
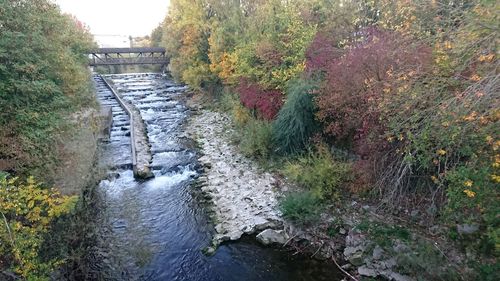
[100,75,154,179]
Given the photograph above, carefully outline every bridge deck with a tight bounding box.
[87,47,168,67]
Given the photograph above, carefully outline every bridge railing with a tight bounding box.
[88,47,169,66]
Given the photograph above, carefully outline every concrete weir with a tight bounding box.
[100,75,153,179]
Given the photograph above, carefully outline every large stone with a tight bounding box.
[457,224,479,235]
[347,252,364,266]
[380,270,415,281]
[358,266,378,277]
[134,166,154,179]
[372,245,384,260]
[256,229,289,245]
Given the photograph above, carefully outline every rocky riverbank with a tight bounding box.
[184,98,470,281]
[186,109,285,247]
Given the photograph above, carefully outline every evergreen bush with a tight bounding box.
[272,79,319,155]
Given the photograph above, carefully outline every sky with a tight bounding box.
[53,0,170,39]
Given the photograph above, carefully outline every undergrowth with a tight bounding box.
[283,145,352,200]
[279,191,322,225]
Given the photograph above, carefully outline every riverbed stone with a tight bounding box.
[457,224,479,235]
[186,110,283,245]
[347,251,365,266]
[358,266,378,277]
[372,245,384,260]
[380,270,415,281]
[256,229,289,245]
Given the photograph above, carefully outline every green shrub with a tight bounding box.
[238,118,273,160]
[0,176,77,279]
[272,78,319,155]
[284,146,351,200]
[218,91,240,112]
[279,191,322,225]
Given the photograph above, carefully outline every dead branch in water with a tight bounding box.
[310,242,324,258]
[282,233,299,248]
[331,255,359,281]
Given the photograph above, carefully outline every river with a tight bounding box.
[93,73,341,281]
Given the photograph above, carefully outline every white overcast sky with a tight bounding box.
[53,0,170,37]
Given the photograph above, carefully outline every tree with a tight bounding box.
[0,0,96,179]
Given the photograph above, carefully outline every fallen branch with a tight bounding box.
[282,233,299,248]
[331,255,359,281]
[292,243,311,255]
[310,242,324,258]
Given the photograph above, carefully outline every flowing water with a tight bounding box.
[93,73,341,281]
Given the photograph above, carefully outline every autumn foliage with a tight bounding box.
[237,79,283,120]
[159,0,499,272]
[0,176,77,278]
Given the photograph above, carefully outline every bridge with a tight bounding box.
[88,47,169,67]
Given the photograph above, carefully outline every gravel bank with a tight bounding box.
[186,109,284,245]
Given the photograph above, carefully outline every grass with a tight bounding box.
[279,191,323,225]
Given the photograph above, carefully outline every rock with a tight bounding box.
[378,258,397,269]
[202,246,217,256]
[134,166,154,179]
[380,270,415,281]
[215,224,224,234]
[457,224,479,235]
[344,245,362,257]
[228,230,244,240]
[256,229,289,245]
[372,245,384,260]
[346,251,364,266]
[339,228,347,235]
[107,172,120,180]
[358,266,378,277]
[241,225,254,234]
[344,228,370,266]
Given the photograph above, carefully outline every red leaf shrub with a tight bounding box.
[314,28,431,188]
[305,32,344,73]
[316,28,430,144]
[237,78,283,120]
